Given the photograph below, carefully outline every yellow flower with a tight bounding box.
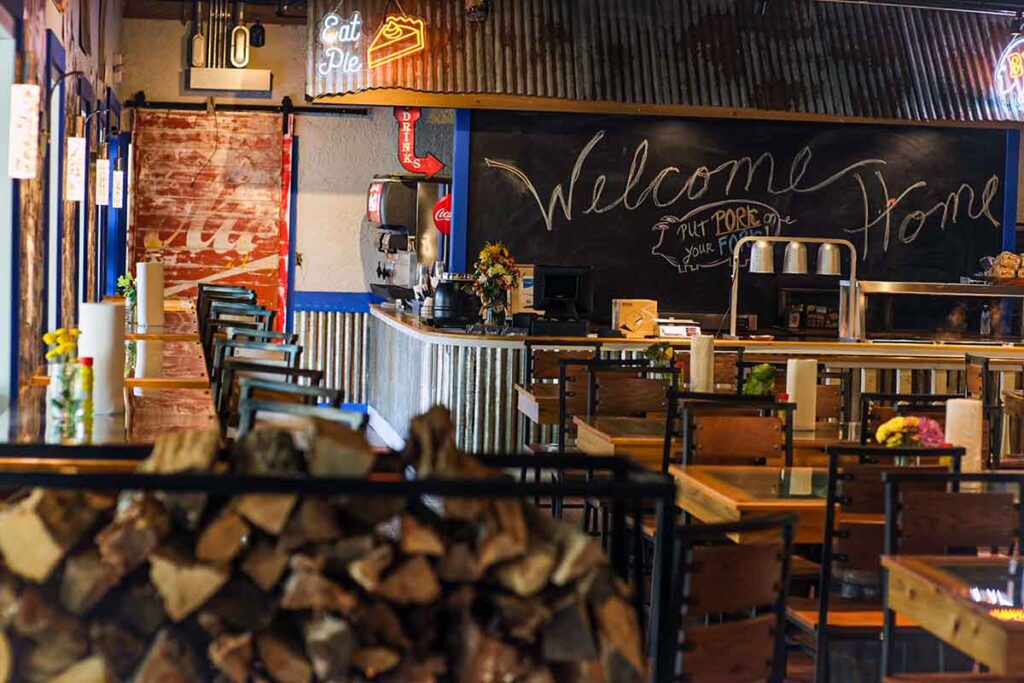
[43,332,57,345]
[45,348,59,360]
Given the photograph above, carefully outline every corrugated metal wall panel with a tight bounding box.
[309,0,1021,123]
[295,310,369,403]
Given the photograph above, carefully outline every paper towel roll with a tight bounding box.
[137,262,165,332]
[946,398,984,473]
[78,302,126,415]
[786,359,818,432]
[133,340,164,397]
[689,335,715,393]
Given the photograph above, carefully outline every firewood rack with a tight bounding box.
[0,450,680,682]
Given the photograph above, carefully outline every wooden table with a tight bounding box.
[8,298,216,447]
[882,555,1024,674]
[670,465,828,543]
[574,415,847,470]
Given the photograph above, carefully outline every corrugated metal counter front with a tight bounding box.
[368,307,525,452]
[367,305,1024,453]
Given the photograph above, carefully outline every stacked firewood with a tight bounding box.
[0,408,646,682]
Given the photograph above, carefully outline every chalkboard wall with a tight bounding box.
[466,110,1009,321]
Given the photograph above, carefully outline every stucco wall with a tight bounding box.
[119,18,454,293]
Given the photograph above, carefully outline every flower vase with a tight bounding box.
[46,362,79,424]
[485,306,506,327]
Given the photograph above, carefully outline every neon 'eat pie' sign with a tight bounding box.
[317,10,427,75]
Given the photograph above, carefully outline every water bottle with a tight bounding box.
[980,304,992,337]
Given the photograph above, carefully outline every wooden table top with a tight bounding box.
[574,415,846,447]
[882,555,1024,673]
[670,465,829,542]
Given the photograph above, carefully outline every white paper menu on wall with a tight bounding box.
[95,158,110,206]
[65,136,86,202]
[112,170,124,208]
[7,84,39,179]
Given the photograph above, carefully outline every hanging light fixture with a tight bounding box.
[748,240,775,274]
[249,18,266,47]
[783,241,809,274]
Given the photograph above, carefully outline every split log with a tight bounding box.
[0,489,100,582]
[280,563,359,615]
[256,632,312,683]
[493,547,557,597]
[393,515,445,557]
[204,575,275,633]
[593,593,645,682]
[493,499,528,548]
[233,494,297,536]
[321,534,376,575]
[477,529,526,571]
[541,595,598,663]
[351,647,401,680]
[60,549,122,615]
[0,631,11,683]
[209,632,254,683]
[436,543,483,583]
[456,617,530,683]
[89,621,146,680]
[100,581,167,638]
[96,496,170,573]
[12,587,87,649]
[377,556,442,606]
[195,510,250,564]
[132,628,203,683]
[240,540,289,591]
[231,427,303,475]
[444,584,476,613]
[305,417,375,478]
[48,656,113,683]
[348,545,393,593]
[304,614,356,682]
[493,594,551,643]
[149,550,230,622]
[379,655,447,683]
[356,601,411,650]
[345,497,407,526]
[140,428,220,473]
[159,492,209,532]
[551,533,606,587]
[277,497,342,553]
[19,639,92,683]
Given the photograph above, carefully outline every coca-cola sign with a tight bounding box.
[433,194,452,235]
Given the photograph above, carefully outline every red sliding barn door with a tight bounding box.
[131,110,291,325]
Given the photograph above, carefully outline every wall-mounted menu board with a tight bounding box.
[466,110,1008,320]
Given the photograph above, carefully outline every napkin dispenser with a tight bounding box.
[612,299,659,338]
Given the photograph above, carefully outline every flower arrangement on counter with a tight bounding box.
[875,415,946,448]
[118,272,137,323]
[43,327,81,433]
[742,363,778,397]
[472,242,520,324]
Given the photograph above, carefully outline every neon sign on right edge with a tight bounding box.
[994,36,1024,108]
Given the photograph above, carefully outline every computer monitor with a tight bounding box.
[533,265,594,320]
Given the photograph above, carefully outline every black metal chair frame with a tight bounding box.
[237,377,344,412]
[858,392,965,445]
[669,513,796,683]
[197,290,257,330]
[210,339,303,395]
[225,327,298,345]
[662,391,797,473]
[880,470,1024,678]
[202,303,275,353]
[216,359,321,425]
[806,444,965,682]
[236,398,367,436]
[965,353,1005,468]
[518,340,603,453]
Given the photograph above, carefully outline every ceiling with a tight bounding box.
[123,0,307,25]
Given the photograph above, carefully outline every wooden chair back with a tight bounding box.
[690,415,784,466]
[675,514,794,683]
[593,372,674,416]
[529,348,595,381]
[816,384,842,422]
[897,490,1018,554]
[837,464,948,516]
[677,351,740,390]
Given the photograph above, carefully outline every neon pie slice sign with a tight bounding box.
[995,36,1024,108]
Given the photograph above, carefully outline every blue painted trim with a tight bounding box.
[287,137,298,334]
[341,403,368,413]
[292,291,382,313]
[6,8,21,402]
[450,108,471,273]
[43,30,66,331]
[1004,129,1020,252]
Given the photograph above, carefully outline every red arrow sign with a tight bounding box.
[393,107,444,178]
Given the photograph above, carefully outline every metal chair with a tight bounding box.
[788,444,965,683]
[662,391,796,472]
[225,327,298,345]
[668,513,796,682]
[217,359,321,426]
[211,341,303,411]
[236,398,367,436]
[237,377,344,409]
[882,470,1024,678]
[202,302,275,354]
[965,353,1005,467]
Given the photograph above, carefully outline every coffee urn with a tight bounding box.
[367,174,450,302]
